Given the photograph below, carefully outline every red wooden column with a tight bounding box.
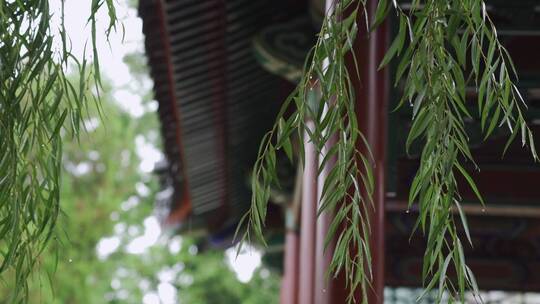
[314,134,337,304]
[280,224,299,304]
[313,0,339,301]
[352,0,390,303]
[280,167,302,304]
[312,0,390,303]
[298,121,319,304]
[282,1,389,303]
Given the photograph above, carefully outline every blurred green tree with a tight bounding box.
[0,51,279,303]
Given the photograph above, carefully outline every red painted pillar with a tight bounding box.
[283,1,389,302]
[298,121,319,304]
[352,0,390,303]
[314,134,337,304]
[313,0,339,301]
[280,167,302,304]
[280,227,299,304]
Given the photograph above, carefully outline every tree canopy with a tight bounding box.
[0,52,280,303]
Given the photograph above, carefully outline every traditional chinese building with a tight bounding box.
[139,0,540,303]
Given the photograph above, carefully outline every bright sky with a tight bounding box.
[225,245,263,283]
[51,1,262,302]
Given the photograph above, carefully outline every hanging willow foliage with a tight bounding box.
[378,0,537,301]
[0,0,116,301]
[237,0,375,303]
[241,0,537,303]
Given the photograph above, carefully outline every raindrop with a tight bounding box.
[405,209,410,214]
[481,208,486,213]
[68,258,73,263]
